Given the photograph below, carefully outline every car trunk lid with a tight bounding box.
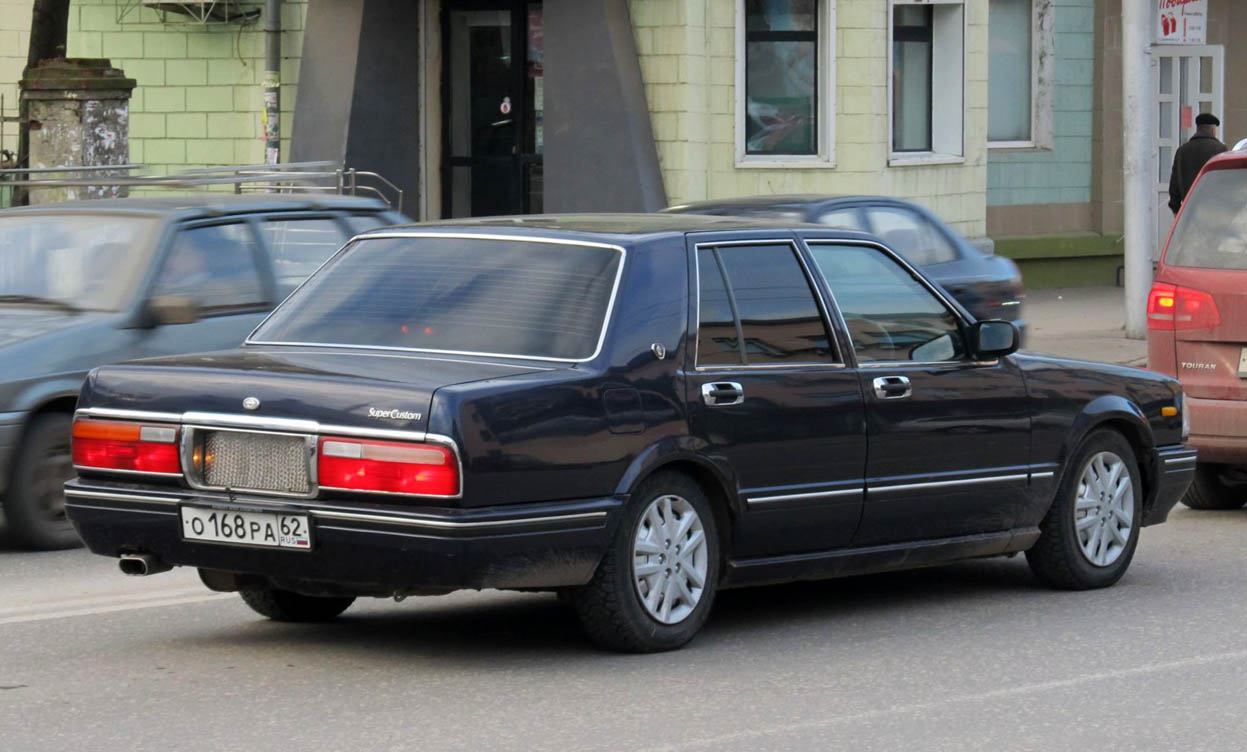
[84,346,555,434]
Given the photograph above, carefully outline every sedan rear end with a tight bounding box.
[1148,152,1247,508]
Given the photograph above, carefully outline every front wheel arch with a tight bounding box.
[1053,401,1157,525]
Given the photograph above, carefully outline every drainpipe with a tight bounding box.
[1121,2,1153,339]
[263,0,281,165]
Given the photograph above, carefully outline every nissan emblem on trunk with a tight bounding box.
[243,397,261,411]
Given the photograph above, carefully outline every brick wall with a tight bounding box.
[629,0,991,237]
[0,1,31,159]
[43,0,308,174]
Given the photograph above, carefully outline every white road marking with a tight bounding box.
[0,589,230,626]
[642,648,1247,751]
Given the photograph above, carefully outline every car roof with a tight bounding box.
[664,195,903,213]
[1200,149,1247,174]
[364,212,842,243]
[0,193,390,219]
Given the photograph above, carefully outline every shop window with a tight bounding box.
[736,0,836,166]
[889,0,964,164]
[988,0,1053,148]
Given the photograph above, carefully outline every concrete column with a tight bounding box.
[20,58,136,204]
[1121,3,1153,339]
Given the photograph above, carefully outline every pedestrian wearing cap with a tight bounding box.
[1169,113,1228,214]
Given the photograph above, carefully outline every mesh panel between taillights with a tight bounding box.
[201,430,310,494]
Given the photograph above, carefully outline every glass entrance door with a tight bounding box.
[1154,45,1223,258]
[443,1,543,218]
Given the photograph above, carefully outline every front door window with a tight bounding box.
[444,1,544,218]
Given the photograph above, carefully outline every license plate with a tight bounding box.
[180,506,312,550]
[1239,347,1247,378]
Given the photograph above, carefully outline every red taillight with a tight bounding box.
[1147,282,1221,331]
[71,418,181,475]
[317,437,459,496]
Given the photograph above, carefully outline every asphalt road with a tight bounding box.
[2,505,1245,751]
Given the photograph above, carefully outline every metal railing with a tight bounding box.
[0,162,404,212]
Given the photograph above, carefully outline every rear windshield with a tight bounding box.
[1166,168,1247,269]
[250,235,624,361]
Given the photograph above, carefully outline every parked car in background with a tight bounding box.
[663,195,1026,335]
[66,215,1192,652]
[1148,150,1247,510]
[0,195,409,548]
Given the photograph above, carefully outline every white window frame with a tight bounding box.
[987,0,1054,151]
[887,0,967,167]
[735,0,837,168]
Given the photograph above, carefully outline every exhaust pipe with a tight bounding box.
[118,553,173,577]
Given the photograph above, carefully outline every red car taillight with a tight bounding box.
[71,418,181,474]
[1147,282,1221,331]
[317,437,459,496]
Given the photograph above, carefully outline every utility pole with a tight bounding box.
[263,0,282,165]
[1121,2,1153,339]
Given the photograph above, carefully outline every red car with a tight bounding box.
[1148,149,1247,509]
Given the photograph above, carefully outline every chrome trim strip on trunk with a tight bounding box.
[75,407,182,423]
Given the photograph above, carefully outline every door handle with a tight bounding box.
[701,382,744,406]
[872,375,911,400]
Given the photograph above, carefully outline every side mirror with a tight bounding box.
[146,295,202,326]
[972,320,1020,359]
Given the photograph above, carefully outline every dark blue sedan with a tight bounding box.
[663,195,1026,334]
[66,215,1191,652]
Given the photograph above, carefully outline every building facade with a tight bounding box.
[2,0,1241,286]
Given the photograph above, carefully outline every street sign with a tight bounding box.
[1156,0,1207,45]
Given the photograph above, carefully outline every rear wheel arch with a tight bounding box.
[625,455,737,564]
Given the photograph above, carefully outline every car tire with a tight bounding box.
[1180,463,1247,510]
[238,588,355,622]
[2,413,80,550]
[570,471,720,653]
[1026,430,1142,590]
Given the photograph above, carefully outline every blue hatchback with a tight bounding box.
[663,195,1025,335]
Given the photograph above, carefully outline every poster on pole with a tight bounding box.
[1156,0,1207,45]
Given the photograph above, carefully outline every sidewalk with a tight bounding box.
[1021,287,1147,367]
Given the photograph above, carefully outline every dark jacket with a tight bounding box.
[1169,133,1227,214]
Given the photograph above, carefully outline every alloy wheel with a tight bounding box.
[1074,451,1134,567]
[632,494,709,624]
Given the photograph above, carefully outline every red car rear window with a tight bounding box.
[1166,168,1247,270]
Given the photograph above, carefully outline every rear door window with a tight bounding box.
[864,206,958,266]
[695,243,836,366]
[152,223,267,312]
[260,217,350,295]
[1166,168,1247,269]
[251,236,623,361]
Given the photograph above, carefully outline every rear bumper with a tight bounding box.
[1147,445,1199,525]
[1185,396,1247,464]
[64,479,622,593]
